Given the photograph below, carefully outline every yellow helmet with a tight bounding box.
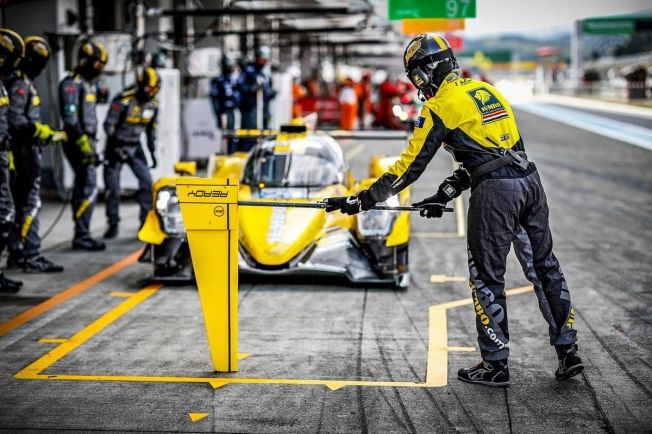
[0,28,25,75]
[21,36,51,78]
[403,33,459,98]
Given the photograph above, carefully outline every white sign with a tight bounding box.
[186,48,222,77]
[183,98,222,158]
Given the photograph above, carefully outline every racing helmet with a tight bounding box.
[403,33,459,100]
[0,28,25,76]
[76,39,107,81]
[20,36,51,79]
[136,66,160,101]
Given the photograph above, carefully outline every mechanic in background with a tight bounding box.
[0,29,24,293]
[237,46,275,129]
[210,55,239,130]
[58,39,107,251]
[325,33,582,386]
[6,36,65,272]
[356,71,373,129]
[374,76,403,130]
[102,67,160,239]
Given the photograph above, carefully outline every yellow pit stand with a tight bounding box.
[176,178,239,372]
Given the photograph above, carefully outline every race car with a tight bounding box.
[138,124,411,288]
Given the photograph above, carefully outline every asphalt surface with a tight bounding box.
[0,105,651,433]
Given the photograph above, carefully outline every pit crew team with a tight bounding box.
[0,29,163,293]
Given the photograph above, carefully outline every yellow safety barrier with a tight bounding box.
[177,178,239,372]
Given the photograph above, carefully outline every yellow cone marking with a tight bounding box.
[15,283,533,390]
[238,353,251,360]
[188,413,209,422]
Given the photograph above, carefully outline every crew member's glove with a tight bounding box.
[324,196,361,215]
[149,153,158,169]
[148,145,158,169]
[7,150,15,174]
[33,122,68,145]
[75,134,93,155]
[324,190,375,215]
[412,193,448,219]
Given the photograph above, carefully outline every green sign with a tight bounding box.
[583,18,635,34]
[389,0,477,20]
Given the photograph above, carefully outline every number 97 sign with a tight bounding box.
[389,0,476,20]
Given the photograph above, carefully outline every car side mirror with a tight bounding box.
[174,161,197,176]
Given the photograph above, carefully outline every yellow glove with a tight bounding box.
[8,150,15,172]
[75,134,93,155]
[33,123,68,145]
[33,122,55,140]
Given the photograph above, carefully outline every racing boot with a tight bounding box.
[6,251,24,270]
[21,255,64,273]
[0,272,22,293]
[458,359,509,387]
[103,224,119,239]
[72,236,106,251]
[555,344,583,380]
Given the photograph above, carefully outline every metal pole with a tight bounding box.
[238,201,453,213]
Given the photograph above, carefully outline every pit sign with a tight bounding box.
[389,0,476,20]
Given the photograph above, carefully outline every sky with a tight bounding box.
[462,0,651,37]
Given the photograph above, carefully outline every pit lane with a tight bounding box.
[0,107,651,432]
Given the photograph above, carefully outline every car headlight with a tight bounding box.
[155,187,185,235]
[356,195,400,237]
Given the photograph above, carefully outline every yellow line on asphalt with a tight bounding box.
[426,306,448,387]
[15,284,161,379]
[15,284,533,391]
[38,338,68,344]
[425,285,533,386]
[344,143,365,161]
[455,195,466,237]
[430,275,467,283]
[0,248,144,337]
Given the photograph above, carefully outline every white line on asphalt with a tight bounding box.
[514,103,652,152]
[534,94,652,120]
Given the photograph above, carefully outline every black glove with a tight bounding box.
[412,193,448,218]
[149,154,158,169]
[324,195,362,215]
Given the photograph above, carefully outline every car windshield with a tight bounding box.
[243,148,341,188]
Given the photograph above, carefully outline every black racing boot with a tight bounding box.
[0,272,22,293]
[555,344,583,380]
[21,255,64,273]
[458,359,509,387]
[6,252,24,269]
[103,224,119,239]
[72,237,106,251]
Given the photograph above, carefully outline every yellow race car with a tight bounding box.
[138,125,411,288]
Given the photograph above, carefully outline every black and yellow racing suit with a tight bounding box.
[58,72,99,241]
[103,88,158,226]
[367,72,577,362]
